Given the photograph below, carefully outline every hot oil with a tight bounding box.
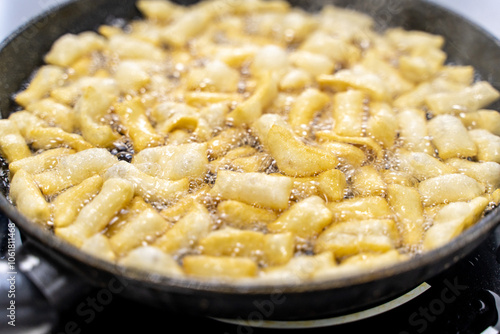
[4,0,500,283]
[0,155,10,197]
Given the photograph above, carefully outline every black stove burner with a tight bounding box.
[45,225,500,334]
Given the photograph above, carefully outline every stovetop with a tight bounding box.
[47,224,500,334]
[1,1,500,333]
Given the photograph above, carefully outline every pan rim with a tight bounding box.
[1,192,499,294]
[0,0,81,50]
[0,0,499,296]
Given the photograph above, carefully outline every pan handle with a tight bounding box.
[0,215,92,333]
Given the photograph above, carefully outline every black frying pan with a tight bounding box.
[0,0,500,332]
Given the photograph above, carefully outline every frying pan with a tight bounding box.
[0,0,500,332]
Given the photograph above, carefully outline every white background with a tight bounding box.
[0,0,500,42]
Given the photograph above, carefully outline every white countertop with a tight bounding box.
[1,0,499,43]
